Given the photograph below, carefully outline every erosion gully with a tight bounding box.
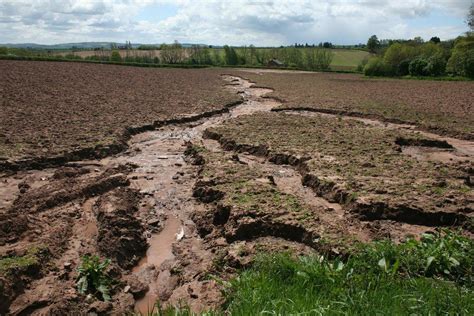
[103,74,473,312]
[110,75,282,313]
[1,74,473,315]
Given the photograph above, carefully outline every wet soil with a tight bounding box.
[0,72,472,315]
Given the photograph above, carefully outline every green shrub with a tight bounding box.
[446,35,474,77]
[409,57,429,76]
[363,57,391,76]
[110,50,122,62]
[224,45,239,65]
[384,43,418,74]
[461,49,474,78]
[397,58,411,76]
[305,48,333,70]
[425,52,447,76]
[76,255,112,301]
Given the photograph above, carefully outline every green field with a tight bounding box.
[331,49,370,69]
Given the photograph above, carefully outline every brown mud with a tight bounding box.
[0,73,472,315]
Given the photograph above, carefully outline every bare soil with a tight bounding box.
[229,70,474,140]
[0,67,473,315]
[206,112,473,230]
[0,61,240,170]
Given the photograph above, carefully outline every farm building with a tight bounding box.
[267,58,285,67]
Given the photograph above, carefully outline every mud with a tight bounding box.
[0,72,472,315]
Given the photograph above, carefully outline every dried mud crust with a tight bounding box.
[0,163,150,315]
[204,112,473,231]
[231,70,474,140]
[0,60,241,170]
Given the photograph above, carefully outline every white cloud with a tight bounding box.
[0,0,471,45]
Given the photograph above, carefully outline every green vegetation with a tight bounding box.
[76,255,112,301]
[0,245,48,274]
[223,230,474,315]
[367,35,380,53]
[0,44,368,72]
[110,50,122,62]
[364,34,474,78]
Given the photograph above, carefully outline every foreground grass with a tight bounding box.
[223,230,473,315]
[145,230,473,315]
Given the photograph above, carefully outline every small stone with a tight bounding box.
[123,285,131,293]
[89,300,112,313]
[157,155,168,159]
[147,218,160,226]
[85,294,94,303]
[63,261,72,269]
[172,174,179,180]
[466,176,474,187]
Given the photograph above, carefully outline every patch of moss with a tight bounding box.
[0,244,48,274]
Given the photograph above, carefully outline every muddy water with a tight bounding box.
[282,110,474,163]
[132,216,181,313]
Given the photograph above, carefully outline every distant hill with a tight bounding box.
[0,42,213,50]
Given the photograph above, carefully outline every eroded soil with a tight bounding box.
[229,70,474,140]
[0,71,473,315]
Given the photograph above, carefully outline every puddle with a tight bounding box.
[133,216,181,314]
[401,146,469,163]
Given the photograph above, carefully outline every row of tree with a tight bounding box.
[74,42,335,71]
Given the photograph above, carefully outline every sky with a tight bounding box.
[0,0,472,46]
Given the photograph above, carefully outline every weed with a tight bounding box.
[76,255,112,301]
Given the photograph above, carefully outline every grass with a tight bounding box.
[331,49,370,68]
[141,230,473,315]
[222,230,474,315]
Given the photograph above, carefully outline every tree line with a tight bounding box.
[0,41,335,71]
